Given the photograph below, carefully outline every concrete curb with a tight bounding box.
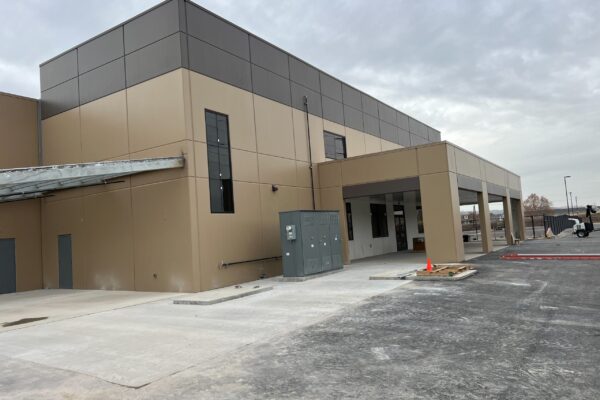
[406,269,478,281]
[369,270,417,280]
[173,286,273,305]
[277,268,344,282]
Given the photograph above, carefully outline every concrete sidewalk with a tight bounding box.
[0,252,423,391]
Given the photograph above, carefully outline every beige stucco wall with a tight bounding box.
[40,70,197,292]
[37,68,405,292]
[0,93,42,292]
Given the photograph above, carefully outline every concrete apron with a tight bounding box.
[0,253,424,388]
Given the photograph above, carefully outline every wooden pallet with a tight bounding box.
[416,264,472,277]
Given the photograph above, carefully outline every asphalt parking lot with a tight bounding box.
[1,234,599,399]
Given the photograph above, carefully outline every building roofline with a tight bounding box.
[317,140,521,178]
[0,91,39,102]
[38,0,439,135]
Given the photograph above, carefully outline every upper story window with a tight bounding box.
[205,110,234,213]
[324,131,346,160]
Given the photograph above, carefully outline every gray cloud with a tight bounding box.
[1,0,598,206]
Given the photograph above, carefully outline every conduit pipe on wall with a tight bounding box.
[303,96,316,210]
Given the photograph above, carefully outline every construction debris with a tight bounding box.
[405,263,478,281]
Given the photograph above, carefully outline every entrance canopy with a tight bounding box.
[316,141,524,264]
[0,157,184,203]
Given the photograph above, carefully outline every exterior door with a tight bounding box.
[58,234,73,289]
[394,208,408,251]
[0,238,16,294]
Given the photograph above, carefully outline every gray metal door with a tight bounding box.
[319,214,332,272]
[329,213,343,268]
[301,214,321,275]
[0,238,16,294]
[58,234,73,289]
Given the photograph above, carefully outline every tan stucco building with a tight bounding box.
[0,0,524,294]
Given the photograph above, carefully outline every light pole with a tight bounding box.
[570,192,574,214]
[564,176,571,215]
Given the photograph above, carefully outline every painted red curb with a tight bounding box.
[501,253,600,261]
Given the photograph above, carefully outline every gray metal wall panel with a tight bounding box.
[250,37,289,78]
[40,50,78,91]
[380,120,398,143]
[291,82,322,117]
[398,129,411,147]
[457,174,482,192]
[378,102,396,125]
[418,122,429,138]
[125,33,183,87]
[289,57,320,92]
[185,3,250,60]
[320,72,342,102]
[428,128,441,142]
[361,93,378,117]
[343,105,363,131]
[41,78,79,119]
[363,113,380,137]
[124,0,181,53]
[397,111,409,131]
[188,35,252,91]
[321,96,344,125]
[251,64,291,106]
[342,84,362,110]
[0,239,16,294]
[410,119,428,139]
[409,117,419,134]
[79,58,126,105]
[410,133,428,146]
[78,28,124,74]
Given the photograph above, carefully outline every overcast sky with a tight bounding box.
[1,0,598,207]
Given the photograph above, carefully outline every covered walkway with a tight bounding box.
[316,141,525,264]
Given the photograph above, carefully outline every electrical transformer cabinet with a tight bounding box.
[279,210,343,277]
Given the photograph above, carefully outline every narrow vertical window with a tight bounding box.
[324,131,346,160]
[417,206,424,234]
[370,203,389,238]
[346,202,354,241]
[205,110,234,213]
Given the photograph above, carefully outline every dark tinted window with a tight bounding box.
[324,131,346,160]
[370,203,388,238]
[346,202,354,241]
[205,110,234,213]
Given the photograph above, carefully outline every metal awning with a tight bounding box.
[0,156,185,203]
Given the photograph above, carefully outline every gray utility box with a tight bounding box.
[279,210,343,278]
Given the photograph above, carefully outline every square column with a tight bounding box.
[503,191,514,245]
[420,172,464,263]
[512,198,526,240]
[477,183,493,253]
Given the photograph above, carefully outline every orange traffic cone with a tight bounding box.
[426,258,432,272]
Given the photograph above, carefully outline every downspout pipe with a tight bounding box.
[303,96,316,210]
